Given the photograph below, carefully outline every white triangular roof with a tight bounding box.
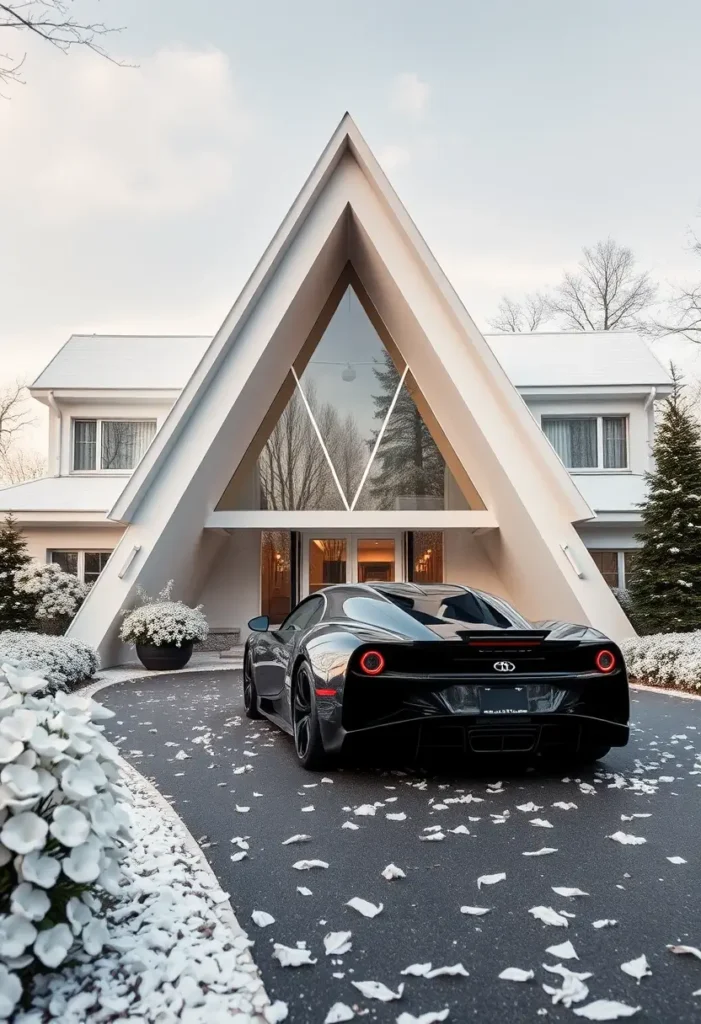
[69,113,634,659]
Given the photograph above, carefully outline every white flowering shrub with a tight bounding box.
[621,631,701,692]
[0,662,130,1015]
[0,633,98,693]
[119,581,208,648]
[13,563,88,623]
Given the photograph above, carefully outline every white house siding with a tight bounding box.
[18,525,124,565]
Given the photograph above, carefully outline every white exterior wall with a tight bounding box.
[19,525,124,564]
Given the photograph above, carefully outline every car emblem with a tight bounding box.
[493,660,516,673]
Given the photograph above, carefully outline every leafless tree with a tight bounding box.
[488,293,551,333]
[0,0,124,89]
[645,236,701,344]
[0,381,35,458]
[549,238,656,332]
[0,446,46,484]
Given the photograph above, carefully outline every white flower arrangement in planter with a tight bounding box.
[119,581,209,671]
[0,633,99,693]
[0,661,130,1016]
[13,562,89,625]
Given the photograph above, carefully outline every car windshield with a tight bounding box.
[378,588,529,629]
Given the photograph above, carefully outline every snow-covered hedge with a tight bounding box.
[0,662,130,1016]
[621,631,701,692]
[13,563,88,623]
[0,633,99,692]
[120,582,208,648]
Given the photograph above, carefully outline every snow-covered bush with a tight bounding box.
[0,633,99,693]
[621,631,701,691]
[13,563,88,625]
[119,581,208,648]
[0,662,130,1015]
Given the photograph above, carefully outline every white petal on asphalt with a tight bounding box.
[530,818,554,828]
[572,1000,641,1020]
[354,804,377,816]
[477,872,506,888]
[272,943,317,967]
[296,886,313,896]
[425,963,469,978]
[235,805,250,813]
[265,1001,289,1023]
[529,906,569,927]
[342,821,360,830]
[346,897,383,918]
[542,973,590,1007]
[301,805,315,812]
[396,1012,449,1024]
[321,777,334,784]
[448,825,470,835]
[292,859,329,870]
[324,931,353,955]
[552,887,589,898]
[387,812,407,821]
[620,955,651,983]
[282,834,312,845]
[230,850,248,862]
[523,848,558,857]
[351,980,404,1002]
[667,944,701,960]
[593,920,618,928]
[578,783,597,795]
[174,750,190,760]
[461,906,491,916]
[401,963,433,977]
[251,910,275,927]
[324,1003,355,1023]
[666,856,687,864]
[517,802,543,812]
[420,831,445,842]
[499,967,534,982]
[552,801,578,810]
[607,831,646,845]
[382,863,406,880]
[546,941,578,960]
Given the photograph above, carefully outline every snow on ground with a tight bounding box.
[16,762,284,1024]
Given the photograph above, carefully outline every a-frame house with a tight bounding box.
[68,114,633,662]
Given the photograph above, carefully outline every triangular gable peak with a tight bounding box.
[69,114,633,660]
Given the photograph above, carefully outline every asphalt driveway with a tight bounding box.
[99,671,701,1023]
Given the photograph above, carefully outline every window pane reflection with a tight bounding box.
[261,531,292,623]
[309,538,347,593]
[357,538,395,583]
[410,531,444,584]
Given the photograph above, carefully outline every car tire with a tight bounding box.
[578,742,611,764]
[292,662,330,771]
[243,651,262,720]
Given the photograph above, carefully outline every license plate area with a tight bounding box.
[479,685,529,714]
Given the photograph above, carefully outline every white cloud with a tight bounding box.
[377,144,411,172]
[389,72,430,117]
[0,45,250,219]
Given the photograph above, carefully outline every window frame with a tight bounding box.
[48,549,113,584]
[71,418,157,474]
[587,548,640,590]
[541,414,629,472]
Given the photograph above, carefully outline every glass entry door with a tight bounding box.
[303,532,403,596]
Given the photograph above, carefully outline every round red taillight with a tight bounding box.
[595,649,616,673]
[359,650,385,676]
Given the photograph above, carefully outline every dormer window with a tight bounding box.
[541,416,627,470]
[72,419,156,472]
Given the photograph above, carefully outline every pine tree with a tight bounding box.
[0,513,35,632]
[629,368,701,633]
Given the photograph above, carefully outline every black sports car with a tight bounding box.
[243,582,629,770]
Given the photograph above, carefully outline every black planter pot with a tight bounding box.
[136,642,193,672]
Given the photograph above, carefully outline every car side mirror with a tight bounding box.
[247,615,270,632]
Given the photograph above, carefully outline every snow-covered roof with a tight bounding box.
[485,331,671,389]
[0,475,125,512]
[32,335,211,390]
[31,331,671,393]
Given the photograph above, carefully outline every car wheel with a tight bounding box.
[292,662,329,770]
[243,651,262,720]
[578,742,611,765]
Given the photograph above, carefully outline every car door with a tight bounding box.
[255,596,325,700]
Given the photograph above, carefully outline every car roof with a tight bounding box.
[316,582,470,599]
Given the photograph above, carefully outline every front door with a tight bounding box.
[302,532,404,596]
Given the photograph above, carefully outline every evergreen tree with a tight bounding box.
[368,353,445,509]
[0,513,35,631]
[629,368,701,633]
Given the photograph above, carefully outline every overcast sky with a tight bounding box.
[2,0,701,451]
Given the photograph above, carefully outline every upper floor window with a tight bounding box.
[541,416,627,470]
[49,550,112,584]
[73,419,156,472]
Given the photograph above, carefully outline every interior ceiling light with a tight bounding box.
[341,362,356,382]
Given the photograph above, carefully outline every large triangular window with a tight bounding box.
[217,283,479,511]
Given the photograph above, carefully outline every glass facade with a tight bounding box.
[308,538,347,593]
[261,531,293,623]
[409,531,444,584]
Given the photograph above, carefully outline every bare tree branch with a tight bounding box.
[0,381,35,456]
[488,292,551,333]
[0,0,126,89]
[0,446,46,484]
[644,235,701,344]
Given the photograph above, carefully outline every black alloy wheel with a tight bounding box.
[243,651,261,719]
[292,662,330,770]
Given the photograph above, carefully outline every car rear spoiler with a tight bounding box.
[456,630,552,646]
